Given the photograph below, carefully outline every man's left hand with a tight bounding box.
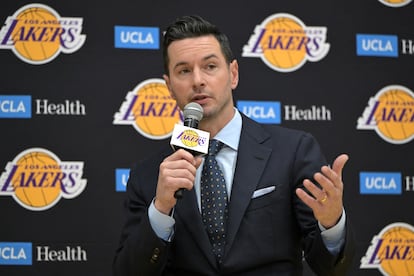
[296,154,349,229]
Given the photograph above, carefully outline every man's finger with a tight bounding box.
[332,154,349,180]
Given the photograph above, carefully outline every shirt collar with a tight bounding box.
[213,108,241,151]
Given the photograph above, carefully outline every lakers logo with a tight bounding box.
[379,0,412,7]
[0,4,86,65]
[242,13,330,72]
[0,148,87,211]
[357,85,414,144]
[361,223,414,276]
[179,130,201,147]
[113,78,182,140]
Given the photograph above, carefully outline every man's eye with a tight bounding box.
[206,64,217,70]
[179,69,190,74]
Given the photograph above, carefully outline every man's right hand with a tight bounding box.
[154,149,202,215]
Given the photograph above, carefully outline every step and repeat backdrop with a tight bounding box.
[1,0,413,275]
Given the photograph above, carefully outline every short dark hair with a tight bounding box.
[162,15,234,75]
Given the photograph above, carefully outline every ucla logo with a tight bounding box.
[113,78,182,140]
[242,13,330,72]
[356,34,398,57]
[379,0,412,7]
[237,100,281,124]
[115,168,130,192]
[0,95,31,118]
[0,148,87,211]
[0,4,86,64]
[361,223,414,276]
[360,172,402,194]
[0,242,32,265]
[357,85,414,144]
[114,25,159,49]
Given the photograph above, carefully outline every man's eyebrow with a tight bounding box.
[203,54,219,61]
[173,61,188,69]
[173,54,220,69]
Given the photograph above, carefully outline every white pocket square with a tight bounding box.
[252,186,276,199]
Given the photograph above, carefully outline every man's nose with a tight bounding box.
[192,68,206,88]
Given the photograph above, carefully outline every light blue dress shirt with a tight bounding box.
[148,108,345,255]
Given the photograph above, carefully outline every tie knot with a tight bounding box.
[208,139,224,156]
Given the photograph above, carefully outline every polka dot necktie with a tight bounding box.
[200,139,228,263]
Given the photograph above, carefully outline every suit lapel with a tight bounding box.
[224,116,272,256]
[175,189,217,268]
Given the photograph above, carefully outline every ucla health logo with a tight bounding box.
[361,223,414,276]
[113,78,182,140]
[360,172,402,195]
[0,148,87,211]
[0,3,86,64]
[0,95,86,118]
[114,25,159,49]
[238,100,332,123]
[357,85,414,144]
[356,34,398,57]
[237,100,281,124]
[0,242,32,265]
[242,13,330,72]
[379,0,412,7]
[0,95,31,118]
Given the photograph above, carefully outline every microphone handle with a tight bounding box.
[174,188,185,198]
[184,118,199,129]
[174,118,200,199]
[173,147,200,199]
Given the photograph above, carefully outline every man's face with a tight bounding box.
[163,35,239,126]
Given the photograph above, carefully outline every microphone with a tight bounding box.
[170,102,210,198]
[171,102,209,155]
[183,102,203,133]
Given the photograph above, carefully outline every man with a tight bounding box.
[113,15,355,275]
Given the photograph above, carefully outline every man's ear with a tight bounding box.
[163,74,175,99]
[230,59,239,90]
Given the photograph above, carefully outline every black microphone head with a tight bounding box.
[183,102,203,122]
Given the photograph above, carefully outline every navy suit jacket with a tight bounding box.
[113,114,355,276]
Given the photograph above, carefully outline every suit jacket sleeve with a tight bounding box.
[290,131,355,275]
[112,149,172,276]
